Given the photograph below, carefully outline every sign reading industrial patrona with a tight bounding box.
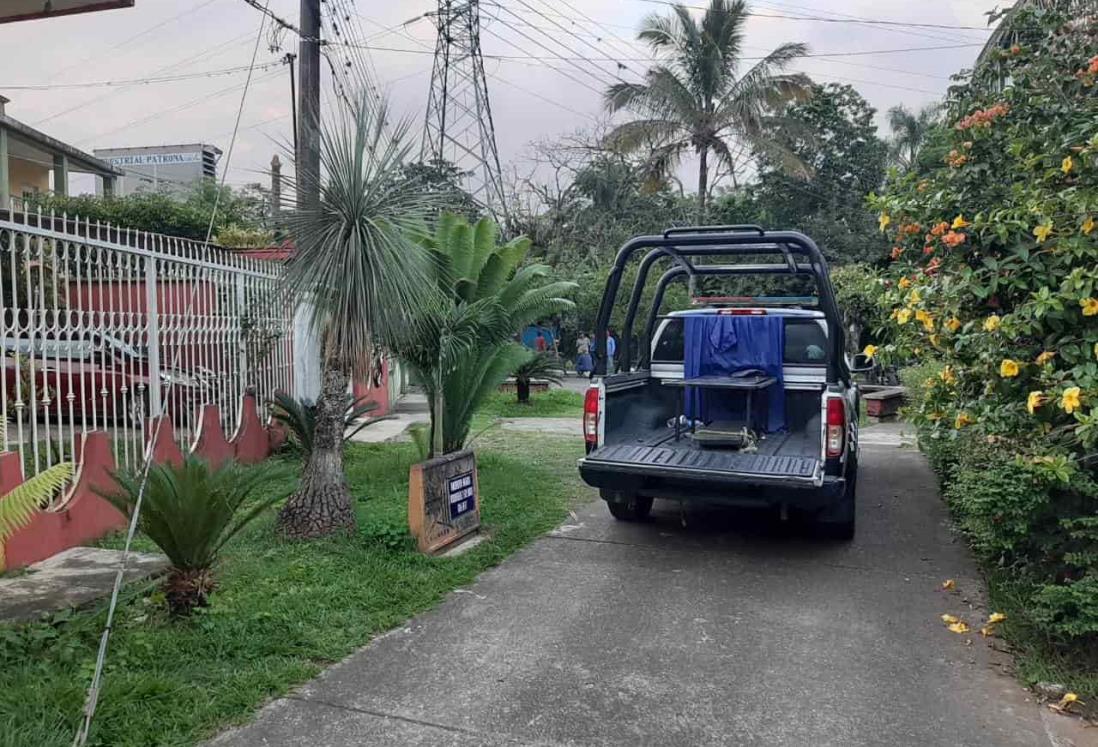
[106,152,203,167]
[408,450,480,554]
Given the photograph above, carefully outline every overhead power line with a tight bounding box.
[3,62,286,91]
[633,0,994,32]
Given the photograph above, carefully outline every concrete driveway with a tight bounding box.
[212,428,1089,746]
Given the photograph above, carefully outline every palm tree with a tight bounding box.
[604,0,812,216]
[886,104,940,171]
[277,97,439,540]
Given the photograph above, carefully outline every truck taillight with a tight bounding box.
[826,397,845,458]
[583,387,600,444]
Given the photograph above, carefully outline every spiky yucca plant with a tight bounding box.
[0,462,73,572]
[268,392,384,458]
[106,458,293,615]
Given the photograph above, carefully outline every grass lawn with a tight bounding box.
[476,388,583,419]
[0,430,591,746]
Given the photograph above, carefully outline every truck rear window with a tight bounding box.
[651,317,828,365]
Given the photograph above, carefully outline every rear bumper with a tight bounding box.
[578,456,845,509]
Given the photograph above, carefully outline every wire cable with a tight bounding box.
[72,6,271,746]
[4,62,286,91]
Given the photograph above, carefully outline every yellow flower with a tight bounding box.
[947,621,970,634]
[879,212,891,232]
[929,333,941,347]
[983,315,1001,332]
[910,289,922,305]
[999,359,1020,378]
[1035,350,1055,366]
[941,614,960,624]
[946,317,962,332]
[1027,391,1045,414]
[1033,222,1053,243]
[896,308,912,325]
[951,214,970,229]
[898,276,912,289]
[940,366,956,385]
[1081,297,1098,316]
[987,612,1007,624]
[954,412,974,429]
[1083,216,1095,235]
[942,579,956,591]
[915,309,934,332]
[862,344,878,359]
[1062,155,1074,174]
[1094,342,1098,361]
[1060,386,1082,414]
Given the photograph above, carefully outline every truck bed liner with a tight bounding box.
[585,443,820,479]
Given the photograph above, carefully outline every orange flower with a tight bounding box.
[923,245,935,256]
[930,221,949,237]
[925,257,942,275]
[942,231,966,248]
[1090,55,1098,74]
[891,246,904,260]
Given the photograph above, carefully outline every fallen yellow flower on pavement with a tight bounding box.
[941,613,960,624]
[947,622,970,634]
[987,612,1007,624]
[1053,692,1083,712]
[979,626,995,637]
[942,579,956,591]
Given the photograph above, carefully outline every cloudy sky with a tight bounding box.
[1,0,1000,196]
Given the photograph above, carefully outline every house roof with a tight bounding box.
[0,111,123,177]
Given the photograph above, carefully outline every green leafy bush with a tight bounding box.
[874,8,1098,650]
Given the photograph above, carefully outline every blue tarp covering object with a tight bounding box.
[683,316,786,432]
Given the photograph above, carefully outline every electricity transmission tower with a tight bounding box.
[422,0,508,223]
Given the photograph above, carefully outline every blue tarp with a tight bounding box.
[683,315,786,432]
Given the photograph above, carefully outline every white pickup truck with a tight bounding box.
[577,226,861,539]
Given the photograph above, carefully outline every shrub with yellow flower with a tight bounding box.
[1060,387,1082,414]
[1062,155,1073,174]
[1027,391,1045,414]
[1000,359,1020,378]
[862,344,878,359]
[983,315,1002,332]
[940,366,956,385]
[946,317,962,332]
[915,309,935,332]
[951,215,970,229]
[1080,297,1098,317]
[1035,350,1056,366]
[878,213,891,232]
[896,308,912,325]
[954,412,974,429]
[1083,216,1095,235]
[1033,222,1054,243]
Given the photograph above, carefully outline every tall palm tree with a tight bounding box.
[886,103,940,171]
[277,97,439,540]
[604,0,812,216]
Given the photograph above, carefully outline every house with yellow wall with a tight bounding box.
[0,95,122,209]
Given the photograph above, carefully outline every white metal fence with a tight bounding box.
[0,208,293,478]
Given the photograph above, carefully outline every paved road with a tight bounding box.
[212,429,1088,746]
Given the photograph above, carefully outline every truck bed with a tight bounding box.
[585,442,820,480]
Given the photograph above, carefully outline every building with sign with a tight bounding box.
[93,143,222,197]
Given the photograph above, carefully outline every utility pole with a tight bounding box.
[284,52,298,162]
[423,0,508,225]
[297,0,320,209]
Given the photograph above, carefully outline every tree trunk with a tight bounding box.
[697,146,709,222]
[276,361,356,539]
[516,379,530,404]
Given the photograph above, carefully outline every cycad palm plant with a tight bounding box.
[106,458,292,615]
[277,96,439,539]
[513,351,564,404]
[0,462,73,572]
[605,0,811,214]
[391,214,575,456]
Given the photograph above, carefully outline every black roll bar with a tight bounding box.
[663,224,765,238]
[593,230,846,381]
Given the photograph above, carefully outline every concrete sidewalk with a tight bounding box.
[211,431,1088,746]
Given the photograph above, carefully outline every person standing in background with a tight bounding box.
[535,330,548,352]
[575,333,592,377]
[606,328,618,373]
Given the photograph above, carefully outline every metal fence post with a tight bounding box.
[236,273,248,393]
[144,258,163,418]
